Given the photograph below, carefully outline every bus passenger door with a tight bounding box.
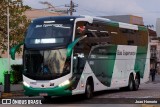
[72,41,87,90]
[72,21,88,90]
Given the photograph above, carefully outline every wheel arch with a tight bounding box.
[129,72,134,79]
[129,71,140,82]
[131,71,141,83]
[86,76,94,92]
[135,72,140,84]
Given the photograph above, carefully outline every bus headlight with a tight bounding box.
[58,80,70,87]
[23,81,30,87]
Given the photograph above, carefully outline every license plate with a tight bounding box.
[39,93,48,96]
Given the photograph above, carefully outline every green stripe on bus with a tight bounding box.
[134,46,148,78]
[24,85,72,96]
[107,21,119,27]
[89,45,117,87]
[138,26,147,31]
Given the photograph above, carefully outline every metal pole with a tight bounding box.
[70,0,73,16]
[7,0,10,74]
[4,0,10,93]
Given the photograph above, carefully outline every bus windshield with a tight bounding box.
[23,49,71,80]
[23,18,75,80]
[25,21,73,49]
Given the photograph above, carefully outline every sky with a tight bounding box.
[23,0,160,29]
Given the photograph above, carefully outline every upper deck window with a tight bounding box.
[26,23,72,39]
[25,20,74,49]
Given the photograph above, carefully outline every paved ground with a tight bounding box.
[1,90,24,98]
[93,74,160,98]
[0,83,23,98]
[1,83,23,92]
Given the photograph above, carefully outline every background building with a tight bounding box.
[24,9,66,20]
[101,15,144,25]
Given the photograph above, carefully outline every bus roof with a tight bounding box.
[31,15,147,31]
[93,16,147,31]
[32,16,84,23]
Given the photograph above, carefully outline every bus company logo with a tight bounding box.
[2,99,11,104]
[117,50,136,56]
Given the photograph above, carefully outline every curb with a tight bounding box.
[1,91,24,98]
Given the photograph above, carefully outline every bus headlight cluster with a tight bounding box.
[58,80,70,87]
[23,81,30,87]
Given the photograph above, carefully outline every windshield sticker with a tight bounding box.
[44,21,55,23]
[35,24,70,28]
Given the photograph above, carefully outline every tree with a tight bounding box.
[0,0,31,56]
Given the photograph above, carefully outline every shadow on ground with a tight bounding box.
[41,89,136,104]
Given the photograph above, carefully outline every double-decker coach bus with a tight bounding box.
[10,16,150,99]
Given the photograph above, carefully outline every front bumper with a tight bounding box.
[24,85,72,96]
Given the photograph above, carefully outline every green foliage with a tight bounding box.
[3,71,14,84]
[0,0,31,55]
[11,64,23,84]
[3,64,23,84]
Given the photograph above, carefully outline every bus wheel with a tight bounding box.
[133,75,140,91]
[85,81,93,99]
[127,74,134,91]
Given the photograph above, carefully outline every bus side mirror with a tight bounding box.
[66,38,79,58]
[66,35,87,57]
[10,42,24,60]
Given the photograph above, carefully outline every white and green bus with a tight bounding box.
[11,16,150,99]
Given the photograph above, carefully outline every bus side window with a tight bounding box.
[128,40,134,45]
[75,21,87,38]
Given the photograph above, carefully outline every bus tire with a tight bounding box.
[127,74,134,91]
[133,74,140,91]
[85,80,93,99]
